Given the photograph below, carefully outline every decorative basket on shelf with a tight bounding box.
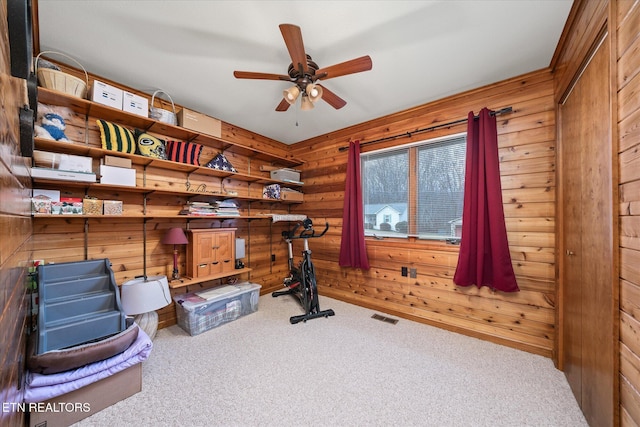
[35,51,88,99]
[149,90,177,125]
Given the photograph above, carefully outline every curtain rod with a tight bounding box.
[338,106,513,152]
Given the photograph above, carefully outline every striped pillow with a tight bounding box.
[96,120,136,154]
[166,140,202,165]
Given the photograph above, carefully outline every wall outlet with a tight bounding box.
[401,266,408,277]
[410,268,417,278]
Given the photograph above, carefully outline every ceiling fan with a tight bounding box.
[233,24,373,112]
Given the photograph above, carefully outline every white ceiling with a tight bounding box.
[36,1,573,145]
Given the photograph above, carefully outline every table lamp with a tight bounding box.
[120,275,171,340]
[161,227,189,281]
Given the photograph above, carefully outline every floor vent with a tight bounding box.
[371,313,399,325]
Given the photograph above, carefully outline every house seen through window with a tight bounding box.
[361,133,466,239]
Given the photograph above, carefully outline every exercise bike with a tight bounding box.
[272,218,335,324]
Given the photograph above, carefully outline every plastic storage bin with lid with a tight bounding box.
[173,282,261,336]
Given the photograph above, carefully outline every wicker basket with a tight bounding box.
[149,90,177,125]
[35,51,88,99]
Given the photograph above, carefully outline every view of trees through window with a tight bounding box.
[361,134,466,239]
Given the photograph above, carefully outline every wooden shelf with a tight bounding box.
[38,88,304,167]
[32,213,270,220]
[34,86,302,285]
[168,268,252,289]
[34,138,301,188]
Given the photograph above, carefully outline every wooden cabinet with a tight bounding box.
[187,229,236,279]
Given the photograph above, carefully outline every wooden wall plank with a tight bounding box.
[618,10,640,420]
[619,72,640,123]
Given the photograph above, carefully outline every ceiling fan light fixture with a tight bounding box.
[283,85,300,104]
[300,95,314,111]
[306,83,323,103]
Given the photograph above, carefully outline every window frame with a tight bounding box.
[361,132,466,242]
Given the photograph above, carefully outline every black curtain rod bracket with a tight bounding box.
[339,106,513,152]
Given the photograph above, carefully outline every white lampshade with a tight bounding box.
[120,275,171,315]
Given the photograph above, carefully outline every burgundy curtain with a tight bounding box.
[453,108,519,292]
[339,140,370,269]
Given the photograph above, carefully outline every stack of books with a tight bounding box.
[214,200,240,216]
[180,201,240,216]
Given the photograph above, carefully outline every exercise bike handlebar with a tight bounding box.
[284,221,330,240]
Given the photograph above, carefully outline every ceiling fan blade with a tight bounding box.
[234,71,291,81]
[315,55,373,80]
[276,98,291,112]
[318,85,347,110]
[279,24,308,74]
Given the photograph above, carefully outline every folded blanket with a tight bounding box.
[24,328,152,403]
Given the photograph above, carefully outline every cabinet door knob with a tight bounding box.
[566,250,575,256]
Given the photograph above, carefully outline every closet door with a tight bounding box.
[558,32,615,427]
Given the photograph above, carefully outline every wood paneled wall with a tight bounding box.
[616,0,640,425]
[18,1,640,422]
[290,70,557,357]
[0,0,32,425]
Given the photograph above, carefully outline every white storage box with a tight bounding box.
[122,91,149,117]
[270,168,301,183]
[99,164,136,187]
[173,282,261,336]
[31,167,96,182]
[33,150,93,173]
[91,80,123,110]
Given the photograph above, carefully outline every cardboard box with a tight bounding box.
[32,195,52,214]
[83,198,103,215]
[31,167,96,183]
[177,108,221,137]
[91,80,123,110]
[99,165,136,187]
[28,363,142,427]
[32,189,61,214]
[122,91,149,117]
[280,187,304,202]
[33,150,93,173]
[52,198,83,215]
[103,155,132,169]
[103,200,123,215]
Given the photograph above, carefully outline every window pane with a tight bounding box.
[417,136,466,239]
[361,149,408,237]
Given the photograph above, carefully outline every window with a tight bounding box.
[361,133,466,239]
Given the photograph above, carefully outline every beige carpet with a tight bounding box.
[75,293,588,426]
